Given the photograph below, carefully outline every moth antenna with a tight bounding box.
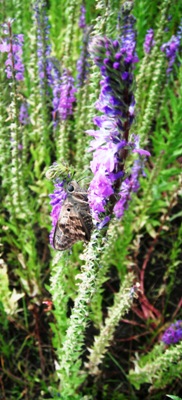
[77,173,91,184]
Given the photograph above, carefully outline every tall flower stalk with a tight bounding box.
[33,0,53,160]
[161,34,181,75]
[76,4,91,87]
[74,4,92,170]
[0,19,28,218]
[87,6,150,224]
[143,29,155,54]
[48,5,149,396]
[57,69,76,120]
[85,272,136,376]
[33,0,52,91]
[135,0,172,141]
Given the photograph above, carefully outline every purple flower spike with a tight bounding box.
[143,29,155,54]
[87,4,150,224]
[79,4,86,29]
[19,102,29,125]
[77,26,91,87]
[162,320,182,345]
[51,60,62,125]
[34,0,53,88]
[0,21,25,81]
[57,70,76,120]
[161,35,180,75]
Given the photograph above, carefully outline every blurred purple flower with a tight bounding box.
[34,0,74,126]
[0,21,24,81]
[10,137,23,151]
[77,5,91,86]
[143,29,155,54]
[19,102,29,125]
[34,0,53,88]
[0,40,10,53]
[161,320,182,345]
[79,4,86,29]
[34,0,77,124]
[97,216,111,229]
[77,26,91,87]
[161,35,180,75]
[50,59,62,125]
[57,69,76,120]
[49,180,67,247]
[87,5,149,223]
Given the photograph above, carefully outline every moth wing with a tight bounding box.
[53,198,88,251]
[76,203,93,242]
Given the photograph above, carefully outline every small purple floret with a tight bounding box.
[161,320,182,345]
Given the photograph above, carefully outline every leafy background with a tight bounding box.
[0,0,182,399]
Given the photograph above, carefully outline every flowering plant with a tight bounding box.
[87,8,150,225]
[0,1,181,399]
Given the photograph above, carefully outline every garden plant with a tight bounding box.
[0,0,182,399]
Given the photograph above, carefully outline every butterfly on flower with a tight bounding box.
[53,181,93,250]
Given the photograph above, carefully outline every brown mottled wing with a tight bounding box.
[53,196,92,251]
[77,201,93,242]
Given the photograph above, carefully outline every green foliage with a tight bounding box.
[85,272,135,375]
[128,341,182,390]
[0,0,182,399]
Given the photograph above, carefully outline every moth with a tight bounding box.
[53,181,93,251]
